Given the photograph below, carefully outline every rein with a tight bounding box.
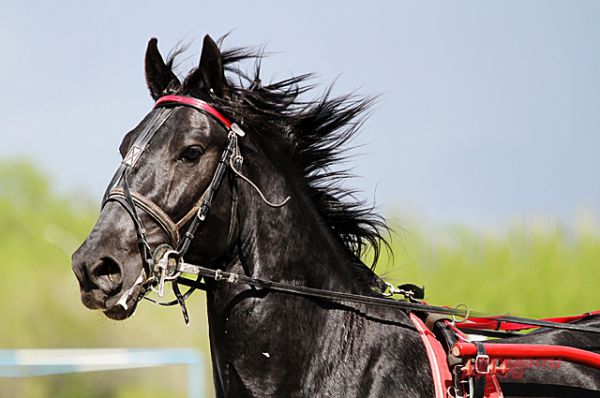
[103,94,600,336]
[171,262,600,335]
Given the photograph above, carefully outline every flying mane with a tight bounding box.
[162,38,389,288]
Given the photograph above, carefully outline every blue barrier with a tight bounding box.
[0,348,204,398]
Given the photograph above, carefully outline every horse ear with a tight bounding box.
[145,38,181,100]
[187,35,226,98]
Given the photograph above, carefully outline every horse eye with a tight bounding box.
[179,146,203,162]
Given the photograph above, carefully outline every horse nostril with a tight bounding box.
[90,257,123,295]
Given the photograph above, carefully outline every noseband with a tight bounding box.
[102,95,247,317]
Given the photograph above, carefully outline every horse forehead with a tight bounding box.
[173,107,211,131]
[122,107,215,158]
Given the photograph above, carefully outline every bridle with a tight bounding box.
[100,94,600,335]
[101,95,248,318]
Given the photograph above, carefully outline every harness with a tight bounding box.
[417,310,600,397]
[103,94,600,397]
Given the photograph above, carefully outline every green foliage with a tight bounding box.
[0,160,598,396]
[376,218,600,317]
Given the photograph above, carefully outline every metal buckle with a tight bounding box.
[155,249,181,297]
[230,123,246,137]
[475,354,490,374]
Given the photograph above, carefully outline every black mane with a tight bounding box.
[169,40,389,272]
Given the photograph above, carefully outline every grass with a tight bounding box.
[376,219,600,318]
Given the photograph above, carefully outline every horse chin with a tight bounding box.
[103,305,137,320]
[102,283,147,320]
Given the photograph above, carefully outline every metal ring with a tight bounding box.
[214,269,224,281]
[451,303,470,324]
[382,282,397,297]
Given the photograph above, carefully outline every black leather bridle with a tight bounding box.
[101,95,245,320]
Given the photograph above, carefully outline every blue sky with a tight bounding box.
[2,1,599,229]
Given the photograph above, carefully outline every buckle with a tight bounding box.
[153,248,181,297]
[475,354,490,374]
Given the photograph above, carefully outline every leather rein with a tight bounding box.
[101,94,600,335]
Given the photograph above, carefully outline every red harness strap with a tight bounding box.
[455,309,600,332]
[409,313,453,397]
[453,342,600,370]
[411,314,505,397]
[155,95,233,129]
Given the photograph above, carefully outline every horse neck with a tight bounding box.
[233,155,369,293]
[202,151,429,397]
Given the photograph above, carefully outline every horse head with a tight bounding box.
[72,33,385,327]
[72,36,239,320]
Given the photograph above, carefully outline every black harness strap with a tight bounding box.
[101,107,177,276]
[473,341,488,398]
[176,133,239,257]
[174,265,600,335]
[107,188,180,245]
[102,108,175,204]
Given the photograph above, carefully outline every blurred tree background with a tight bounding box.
[0,160,214,398]
[1,159,599,397]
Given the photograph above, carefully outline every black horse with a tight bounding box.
[72,35,600,397]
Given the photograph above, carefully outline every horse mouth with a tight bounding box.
[102,282,148,320]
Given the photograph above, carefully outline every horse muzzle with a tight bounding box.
[72,234,147,320]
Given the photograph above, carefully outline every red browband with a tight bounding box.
[154,95,233,130]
